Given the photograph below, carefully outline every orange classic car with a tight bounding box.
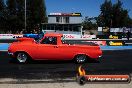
[8,33,102,63]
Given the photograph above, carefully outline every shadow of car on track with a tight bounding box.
[9,58,100,64]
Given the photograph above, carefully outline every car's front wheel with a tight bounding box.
[75,54,87,64]
[16,52,28,63]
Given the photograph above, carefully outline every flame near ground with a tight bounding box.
[78,65,86,76]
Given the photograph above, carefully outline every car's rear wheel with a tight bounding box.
[75,54,87,64]
[16,52,28,63]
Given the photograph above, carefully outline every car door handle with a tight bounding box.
[54,46,58,48]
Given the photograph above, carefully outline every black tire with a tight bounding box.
[15,52,29,63]
[75,54,87,64]
[77,76,86,85]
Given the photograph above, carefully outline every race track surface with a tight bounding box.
[0,50,132,82]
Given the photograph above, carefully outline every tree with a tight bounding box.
[0,0,4,11]
[97,0,112,27]
[97,0,132,28]
[0,0,7,33]
[26,0,47,32]
[6,0,25,33]
[16,0,25,31]
[82,17,97,30]
[6,0,18,33]
[127,17,132,27]
[112,0,129,27]
[1,0,47,33]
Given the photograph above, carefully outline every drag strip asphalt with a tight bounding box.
[0,50,132,83]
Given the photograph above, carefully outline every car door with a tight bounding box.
[36,36,61,60]
[58,45,76,60]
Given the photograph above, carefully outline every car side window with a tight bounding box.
[41,37,57,45]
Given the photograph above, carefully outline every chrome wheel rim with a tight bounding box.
[76,55,86,63]
[17,53,27,63]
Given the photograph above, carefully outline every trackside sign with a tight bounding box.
[107,41,125,46]
[0,34,23,39]
[0,34,14,39]
[63,34,96,39]
[77,65,130,85]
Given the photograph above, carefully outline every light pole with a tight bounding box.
[25,0,26,30]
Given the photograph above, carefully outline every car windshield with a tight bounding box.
[40,36,57,45]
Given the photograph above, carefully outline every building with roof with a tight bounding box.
[41,13,83,34]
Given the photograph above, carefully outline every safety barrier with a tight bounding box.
[1,43,132,51]
[0,43,9,51]
[0,34,132,51]
[100,46,132,50]
[0,34,132,40]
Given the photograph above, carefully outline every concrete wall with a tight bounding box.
[48,17,56,23]
[69,17,82,23]
[48,17,82,24]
